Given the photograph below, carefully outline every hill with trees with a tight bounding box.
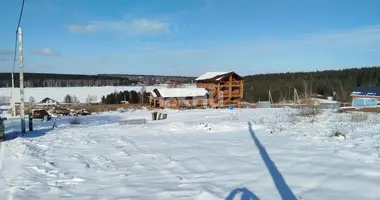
[0,73,194,88]
[2,66,380,104]
[0,73,136,88]
[243,66,380,103]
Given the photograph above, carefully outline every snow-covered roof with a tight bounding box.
[310,98,339,104]
[152,88,208,98]
[40,97,58,103]
[195,72,231,81]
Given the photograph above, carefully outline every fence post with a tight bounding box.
[29,114,33,131]
[0,118,4,141]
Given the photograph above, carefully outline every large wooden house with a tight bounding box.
[195,71,244,107]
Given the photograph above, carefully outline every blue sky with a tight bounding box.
[0,0,380,76]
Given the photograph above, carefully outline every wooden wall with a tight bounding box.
[196,74,244,107]
[150,97,209,109]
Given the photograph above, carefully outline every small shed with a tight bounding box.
[149,88,209,109]
[120,101,129,105]
[39,97,59,106]
[350,87,380,107]
[31,109,50,119]
[351,87,380,101]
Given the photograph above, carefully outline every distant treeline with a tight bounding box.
[243,66,380,103]
[0,73,136,88]
[101,90,150,104]
[98,74,195,85]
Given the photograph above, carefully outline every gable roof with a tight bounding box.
[195,71,242,82]
[152,88,208,98]
[351,87,380,97]
[40,97,58,103]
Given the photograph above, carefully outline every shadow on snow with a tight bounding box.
[225,188,260,200]
[2,127,54,142]
[225,122,297,200]
[1,114,123,143]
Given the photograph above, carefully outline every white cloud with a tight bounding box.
[32,48,60,56]
[0,49,13,55]
[67,24,98,33]
[292,25,380,48]
[202,25,380,53]
[161,49,207,55]
[304,25,380,45]
[67,18,170,35]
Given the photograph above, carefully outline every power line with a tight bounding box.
[12,0,25,73]
[16,0,25,30]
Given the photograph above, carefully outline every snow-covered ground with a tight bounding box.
[1,108,380,199]
[0,84,196,103]
[0,105,9,118]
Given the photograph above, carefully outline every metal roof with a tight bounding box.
[351,87,380,97]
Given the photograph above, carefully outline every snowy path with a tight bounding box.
[0,109,379,199]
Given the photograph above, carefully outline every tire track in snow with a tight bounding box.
[0,139,27,200]
[18,140,85,194]
[114,136,189,184]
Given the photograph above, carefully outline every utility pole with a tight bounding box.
[11,72,16,116]
[18,27,25,133]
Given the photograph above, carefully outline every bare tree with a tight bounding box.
[85,95,98,103]
[64,94,73,103]
[140,85,146,104]
[303,80,308,99]
[72,95,80,104]
[29,96,35,104]
[309,73,314,98]
[339,81,347,102]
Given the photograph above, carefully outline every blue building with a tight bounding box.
[351,87,380,107]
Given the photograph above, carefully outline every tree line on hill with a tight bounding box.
[98,74,195,85]
[0,73,136,87]
[243,66,380,103]
[100,90,150,104]
[3,66,380,104]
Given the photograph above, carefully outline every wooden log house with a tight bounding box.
[195,72,244,107]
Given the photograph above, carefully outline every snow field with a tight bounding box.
[0,108,380,199]
[0,84,196,103]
